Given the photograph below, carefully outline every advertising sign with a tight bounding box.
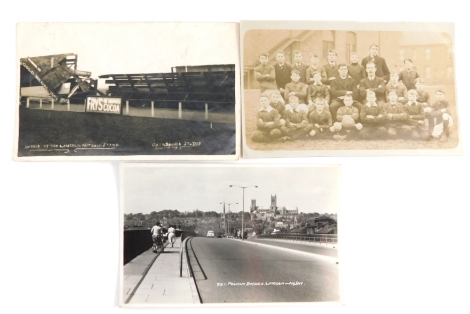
[85,96,122,114]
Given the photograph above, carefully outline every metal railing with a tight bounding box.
[258,233,337,245]
[122,98,234,120]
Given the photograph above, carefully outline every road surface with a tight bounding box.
[188,238,339,303]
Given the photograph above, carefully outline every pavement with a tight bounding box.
[121,235,338,306]
[121,236,200,306]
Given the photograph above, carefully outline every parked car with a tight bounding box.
[207,231,215,238]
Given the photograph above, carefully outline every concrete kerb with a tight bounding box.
[234,238,339,264]
[181,237,201,304]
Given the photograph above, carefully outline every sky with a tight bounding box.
[122,164,340,215]
[17,22,238,78]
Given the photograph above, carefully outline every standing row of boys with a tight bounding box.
[252,44,453,142]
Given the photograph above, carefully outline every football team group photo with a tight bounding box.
[243,27,458,151]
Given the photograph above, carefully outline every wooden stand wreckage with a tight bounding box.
[20,53,235,116]
[20,53,102,102]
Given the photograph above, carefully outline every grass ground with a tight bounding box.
[17,106,236,157]
[243,86,459,151]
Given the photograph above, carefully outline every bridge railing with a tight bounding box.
[257,233,337,245]
[123,229,198,265]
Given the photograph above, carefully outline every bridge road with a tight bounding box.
[190,238,339,303]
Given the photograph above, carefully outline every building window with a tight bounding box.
[345,32,356,62]
[448,47,453,60]
[425,66,432,78]
[425,49,431,60]
[322,30,335,58]
[447,67,453,79]
[399,49,404,61]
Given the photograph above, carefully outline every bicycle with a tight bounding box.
[152,234,164,253]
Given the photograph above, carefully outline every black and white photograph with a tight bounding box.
[15,22,239,161]
[120,163,341,306]
[241,21,460,158]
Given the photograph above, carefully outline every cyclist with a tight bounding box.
[168,225,176,247]
[151,221,163,252]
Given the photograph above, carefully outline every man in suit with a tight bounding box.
[329,63,362,122]
[274,50,292,96]
[359,61,386,106]
[292,50,308,83]
[324,49,339,85]
[361,44,390,83]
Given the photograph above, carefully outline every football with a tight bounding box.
[341,116,356,129]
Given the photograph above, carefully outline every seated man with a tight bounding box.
[329,63,362,122]
[359,61,386,106]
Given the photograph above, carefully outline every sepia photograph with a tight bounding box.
[241,21,460,158]
[15,22,239,161]
[120,163,341,306]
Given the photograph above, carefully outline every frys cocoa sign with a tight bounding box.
[85,96,122,114]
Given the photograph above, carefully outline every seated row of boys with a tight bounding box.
[252,87,452,143]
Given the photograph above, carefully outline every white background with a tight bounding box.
[2,1,470,313]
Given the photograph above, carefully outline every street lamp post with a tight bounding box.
[220,202,238,236]
[229,185,258,241]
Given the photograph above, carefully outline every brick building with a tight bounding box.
[244,30,453,88]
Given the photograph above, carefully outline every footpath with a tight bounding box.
[122,237,199,306]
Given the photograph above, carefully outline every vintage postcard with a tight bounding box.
[14,22,239,161]
[120,163,341,306]
[241,21,461,158]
